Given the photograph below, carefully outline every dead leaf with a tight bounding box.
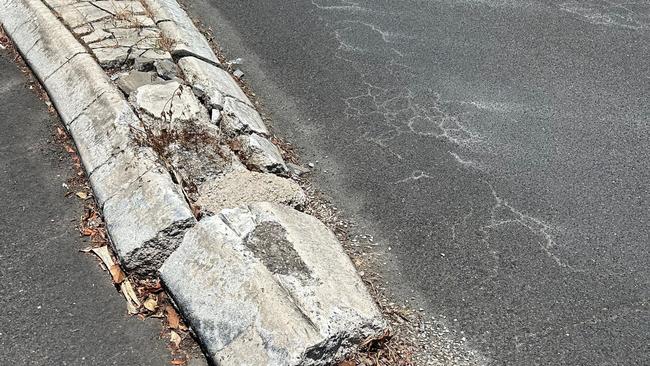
[339,361,356,366]
[109,264,125,284]
[76,191,88,200]
[166,305,181,329]
[143,295,158,312]
[120,278,141,314]
[81,227,94,236]
[170,359,186,365]
[170,330,182,348]
[65,145,75,153]
[91,246,114,268]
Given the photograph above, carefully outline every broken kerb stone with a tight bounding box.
[154,59,179,80]
[177,56,253,109]
[221,97,269,136]
[103,167,195,275]
[140,0,219,64]
[115,70,165,96]
[238,133,288,174]
[129,81,209,127]
[197,170,306,214]
[160,202,385,366]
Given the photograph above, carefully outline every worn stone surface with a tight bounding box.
[129,81,209,127]
[0,0,88,81]
[53,2,113,29]
[160,202,384,365]
[43,52,116,124]
[49,0,170,68]
[89,146,160,207]
[178,56,252,109]
[154,59,179,80]
[103,167,195,274]
[197,170,306,213]
[221,97,268,136]
[81,29,112,44]
[141,0,219,63]
[115,70,165,95]
[67,90,141,175]
[238,133,287,174]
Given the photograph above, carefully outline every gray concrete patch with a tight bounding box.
[160,202,385,365]
[197,169,306,213]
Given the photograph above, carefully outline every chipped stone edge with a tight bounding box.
[0,0,195,275]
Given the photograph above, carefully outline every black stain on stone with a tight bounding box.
[244,221,311,277]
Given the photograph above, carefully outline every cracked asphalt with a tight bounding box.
[0,50,170,365]
[181,0,650,364]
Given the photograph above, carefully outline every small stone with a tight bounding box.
[308,162,315,168]
[233,69,244,78]
[154,59,179,80]
[227,57,243,67]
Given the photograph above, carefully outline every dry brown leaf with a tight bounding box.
[81,227,94,236]
[121,278,141,314]
[76,191,88,200]
[64,145,75,153]
[109,264,125,284]
[166,305,181,329]
[91,246,115,268]
[170,359,186,365]
[143,296,158,312]
[170,330,182,348]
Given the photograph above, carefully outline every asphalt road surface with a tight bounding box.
[184,0,649,364]
[0,50,170,365]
